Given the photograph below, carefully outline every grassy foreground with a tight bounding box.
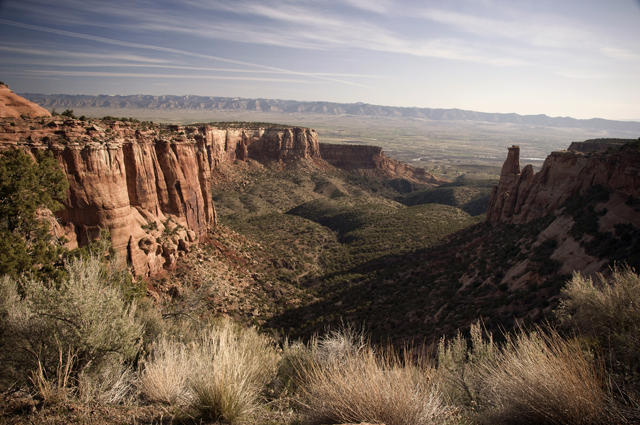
[1,255,639,424]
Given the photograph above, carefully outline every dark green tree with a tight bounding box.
[0,149,69,280]
[60,109,76,119]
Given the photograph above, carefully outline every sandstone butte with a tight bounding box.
[0,86,446,276]
[486,141,640,279]
[486,142,640,226]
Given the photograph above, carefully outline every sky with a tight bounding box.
[1,0,640,121]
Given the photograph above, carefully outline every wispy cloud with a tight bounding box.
[0,45,168,63]
[600,46,640,62]
[12,69,329,83]
[0,19,372,87]
[555,71,609,80]
[11,0,530,66]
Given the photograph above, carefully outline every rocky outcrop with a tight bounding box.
[199,125,321,165]
[0,119,216,276]
[319,143,449,185]
[486,142,640,226]
[0,85,51,118]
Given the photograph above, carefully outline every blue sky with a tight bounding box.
[1,0,639,120]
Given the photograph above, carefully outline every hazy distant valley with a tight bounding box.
[22,93,640,180]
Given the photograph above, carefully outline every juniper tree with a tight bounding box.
[0,149,69,280]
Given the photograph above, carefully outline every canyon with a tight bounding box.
[0,86,444,275]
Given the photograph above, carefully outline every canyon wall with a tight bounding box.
[0,88,325,275]
[319,143,448,185]
[486,142,640,226]
[0,119,325,275]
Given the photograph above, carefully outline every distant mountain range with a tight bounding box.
[21,93,640,134]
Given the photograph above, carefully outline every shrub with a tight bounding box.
[139,336,189,405]
[477,327,607,425]
[0,256,144,390]
[296,329,454,425]
[77,359,138,405]
[0,149,69,280]
[436,322,496,406]
[557,267,640,372]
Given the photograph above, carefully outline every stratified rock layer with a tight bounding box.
[0,114,325,275]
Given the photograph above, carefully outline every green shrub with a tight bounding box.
[0,149,69,281]
[436,322,496,406]
[0,256,144,389]
[556,267,640,384]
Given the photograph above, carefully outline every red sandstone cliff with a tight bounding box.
[486,143,640,226]
[319,143,449,185]
[0,88,326,275]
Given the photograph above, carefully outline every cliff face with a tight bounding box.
[0,104,324,275]
[0,119,216,276]
[486,143,640,226]
[201,126,321,164]
[319,143,449,185]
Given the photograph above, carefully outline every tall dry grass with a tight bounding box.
[296,330,455,425]
[477,327,607,425]
[139,318,279,423]
[29,346,76,406]
[187,320,279,423]
[139,336,189,405]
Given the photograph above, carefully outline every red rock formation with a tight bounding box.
[0,84,51,118]
[1,110,324,275]
[567,138,640,153]
[486,143,640,226]
[319,143,449,185]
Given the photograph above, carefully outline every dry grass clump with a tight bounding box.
[187,319,280,423]
[296,329,455,425]
[139,337,189,405]
[139,318,280,423]
[477,327,607,425]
